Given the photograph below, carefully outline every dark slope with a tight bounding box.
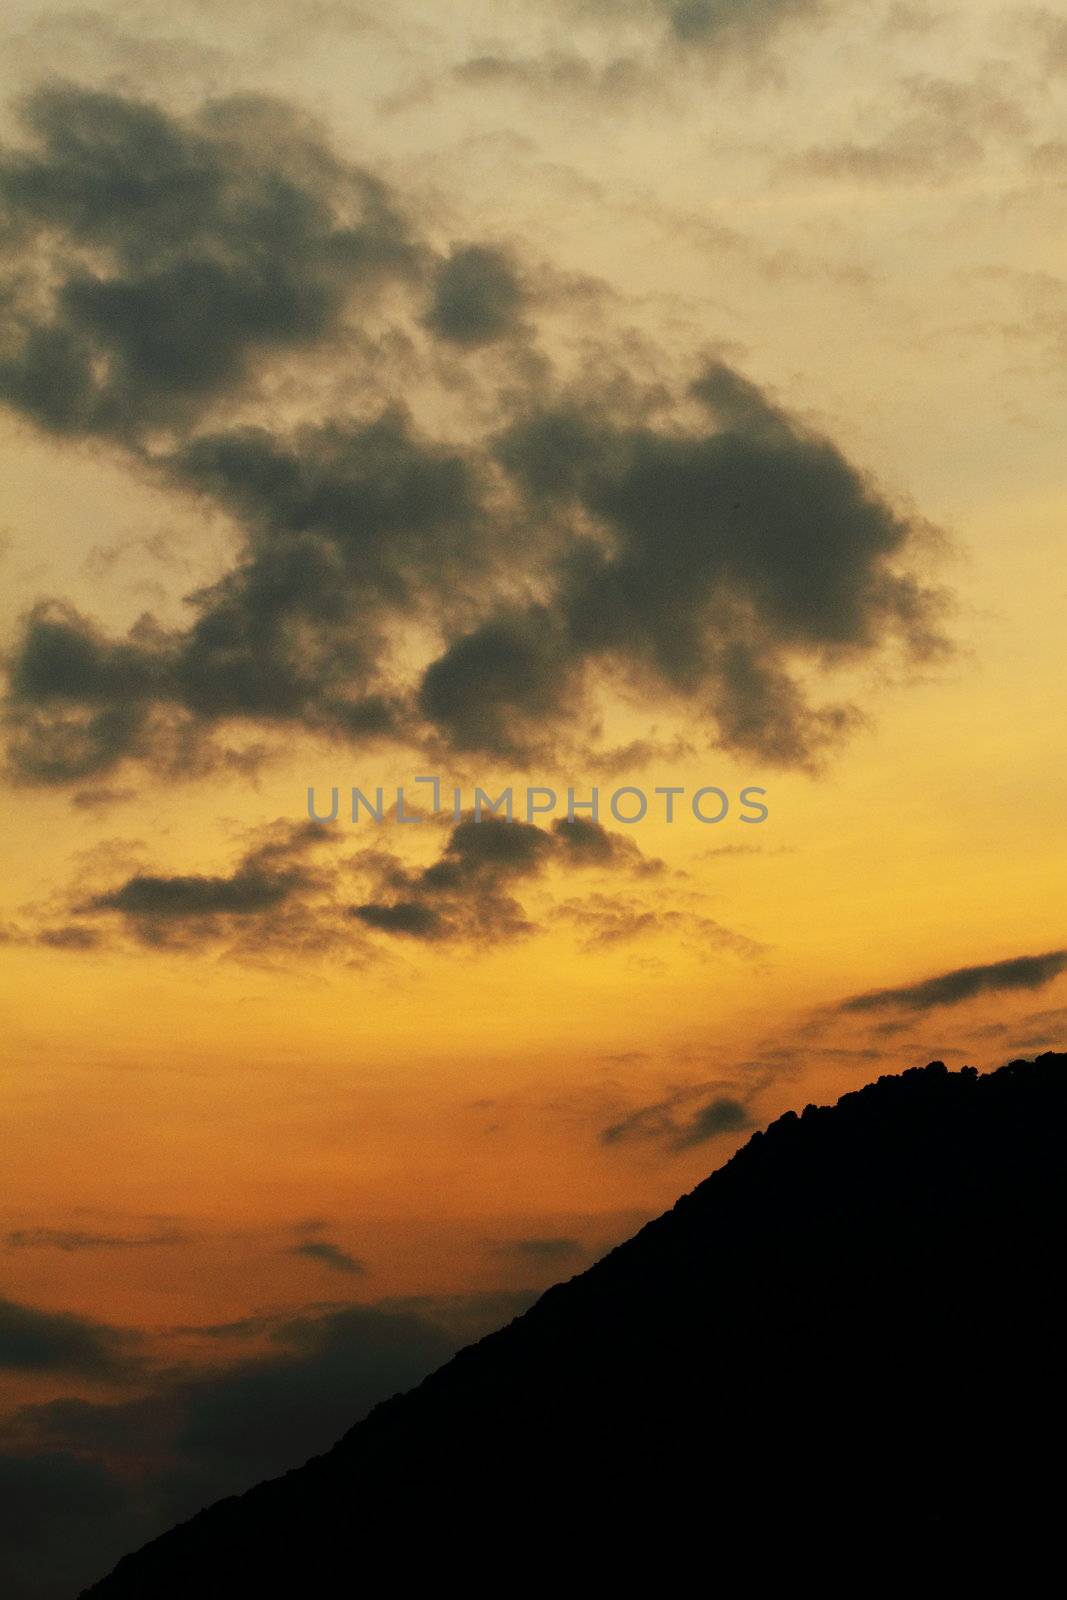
[84,1054,1066,1593]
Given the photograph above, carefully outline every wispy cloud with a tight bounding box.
[838,950,1067,1016]
[6,1229,190,1252]
[290,1241,367,1277]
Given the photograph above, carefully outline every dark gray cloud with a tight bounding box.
[56,809,663,958]
[838,950,1067,1015]
[0,1296,134,1378]
[82,821,325,947]
[352,900,448,938]
[6,1229,189,1252]
[0,83,422,440]
[352,814,555,942]
[3,405,481,784]
[52,812,662,957]
[11,846,354,964]
[89,868,294,918]
[673,1094,753,1146]
[601,1082,756,1151]
[35,924,104,951]
[69,787,137,811]
[352,813,662,944]
[14,1303,454,1495]
[660,0,821,46]
[423,244,527,347]
[450,1,825,108]
[551,815,664,874]
[0,84,555,788]
[420,361,947,767]
[177,415,475,629]
[564,0,824,50]
[290,1241,366,1276]
[1,88,949,787]
[4,602,170,784]
[417,604,572,763]
[0,87,494,786]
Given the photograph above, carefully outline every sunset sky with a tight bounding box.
[1,1,1065,1591]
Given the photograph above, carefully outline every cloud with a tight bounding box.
[601,1081,757,1151]
[838,950,1067,1015]
[70,788,138,810]
[15,1303,455,1494]
[350,900,447,938]
[0,3,232,92]
[658,0,822,47]
[3,405,481,783]
[81,819,329,940]
[494,1237,583,1262]
[29,820,387,968]
[672,1094,753,1146]
[1,89,950,786]
[423,244,527,347]
[0,1297,135,1378]
[794,75,1027,186]
[0,83,422,440]
[290,1241,366,1276]
[416,604,572,763]
[3,602,170,784]
[351,813,664,945]
[89,869,295,918]
[0,87,488,786]
[5,1229,189,1252]
[352,814,554,942]
[551,815,664,874]
[50,810,665,959]
[421,360,948,767]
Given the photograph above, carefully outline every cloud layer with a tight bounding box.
[1,84,950,787]
[0,1294,470,1599]
[0,1297,132,1379]
[38,813,683,959]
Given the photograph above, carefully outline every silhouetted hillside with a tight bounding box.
[83,1054,1066,1593]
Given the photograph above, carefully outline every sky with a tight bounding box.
[0,0,1065,1592]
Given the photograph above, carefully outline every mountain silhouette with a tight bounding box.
[83,1054,1066,1594]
